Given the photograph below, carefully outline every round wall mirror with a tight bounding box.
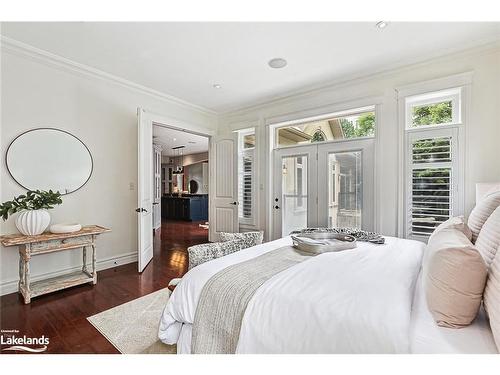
[6,128,93,195]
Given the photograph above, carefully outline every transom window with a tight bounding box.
[405,88,461,128]
[275,106,375,148]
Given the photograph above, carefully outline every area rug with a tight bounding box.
[87,288,176,354]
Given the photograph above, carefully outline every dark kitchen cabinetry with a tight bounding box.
[161,195,208,221]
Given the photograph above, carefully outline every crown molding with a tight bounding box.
[2,34,499,119]
[220,37,500,117]
[0,36,216,116]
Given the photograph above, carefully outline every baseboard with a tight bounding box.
[0,251,138,296]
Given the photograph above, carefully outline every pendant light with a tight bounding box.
[172,146,185,174]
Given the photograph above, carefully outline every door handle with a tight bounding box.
[135,208,148,213]
[152,202,159,205]
[230,201,238,205]
[274,205,280,209]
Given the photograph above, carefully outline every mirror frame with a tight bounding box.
[5,127,94,195]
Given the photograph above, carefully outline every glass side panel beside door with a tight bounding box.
[281,155,309,236]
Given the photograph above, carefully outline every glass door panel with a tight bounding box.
[327,151,362,228]
[317,139,374,232]
[273,146,317,238]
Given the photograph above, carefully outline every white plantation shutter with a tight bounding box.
[239,153,253,220]
[406,128,458,238]
[237,128,256,226]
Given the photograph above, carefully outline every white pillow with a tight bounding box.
[484,245,500,352]
[475,206,500,267]
[468,191,500,242]
[425,227,487,328]
[429,216,472,243]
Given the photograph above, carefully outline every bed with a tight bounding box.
[158,184,500,354]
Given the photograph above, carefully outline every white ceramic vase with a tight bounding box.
[15,209,51,236]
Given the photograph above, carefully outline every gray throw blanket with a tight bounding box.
[290,227,385,244]
[191,246,312,354]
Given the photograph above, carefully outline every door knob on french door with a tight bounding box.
[230,201,238,205]
[135,207,148,213]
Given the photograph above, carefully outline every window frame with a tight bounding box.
[397,73,470,240]
[405,87,461,129]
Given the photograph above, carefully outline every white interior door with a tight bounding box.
[209,135,238,241]
[137,108,154,272]
[272,145,318,238]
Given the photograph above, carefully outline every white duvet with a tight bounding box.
[159,236,424,353]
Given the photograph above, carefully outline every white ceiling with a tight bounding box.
[153,125,208,156]
[2,22,499,112]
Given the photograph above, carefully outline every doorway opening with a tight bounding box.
[151,124,210,274]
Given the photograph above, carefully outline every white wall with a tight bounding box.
[0,46,217,294]
[218,43,500,240]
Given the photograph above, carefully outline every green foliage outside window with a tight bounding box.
[412,101,452,126]
[340,112,375,138]
[311,129,326,143]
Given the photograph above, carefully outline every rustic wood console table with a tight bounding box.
[0,225,110,304]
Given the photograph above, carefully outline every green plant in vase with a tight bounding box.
[0,190,63,235]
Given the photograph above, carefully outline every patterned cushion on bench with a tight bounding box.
[219,231,264,249]
[187,240,244,270]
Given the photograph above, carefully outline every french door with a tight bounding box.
[272,139,374,239]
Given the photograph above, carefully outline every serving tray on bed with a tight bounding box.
[291,233,357,254]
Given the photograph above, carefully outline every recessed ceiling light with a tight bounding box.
[268,58,287,69]
[375,21,388,29]
[213,84,222,89]
[173,138,177,141]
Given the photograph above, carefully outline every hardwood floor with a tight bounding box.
[0,220,208,354]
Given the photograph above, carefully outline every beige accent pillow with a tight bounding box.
[425,227,488,328]
[475,206,500,267]
[484,246,500,352]
[429,216,472,242]
[468,191,500,242]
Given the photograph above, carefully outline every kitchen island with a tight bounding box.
[161,194,208,221]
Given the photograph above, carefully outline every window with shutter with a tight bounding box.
[409,136,453,236]
[403,86,463,239]
[237,128,256,226]
[240,154,253,219]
